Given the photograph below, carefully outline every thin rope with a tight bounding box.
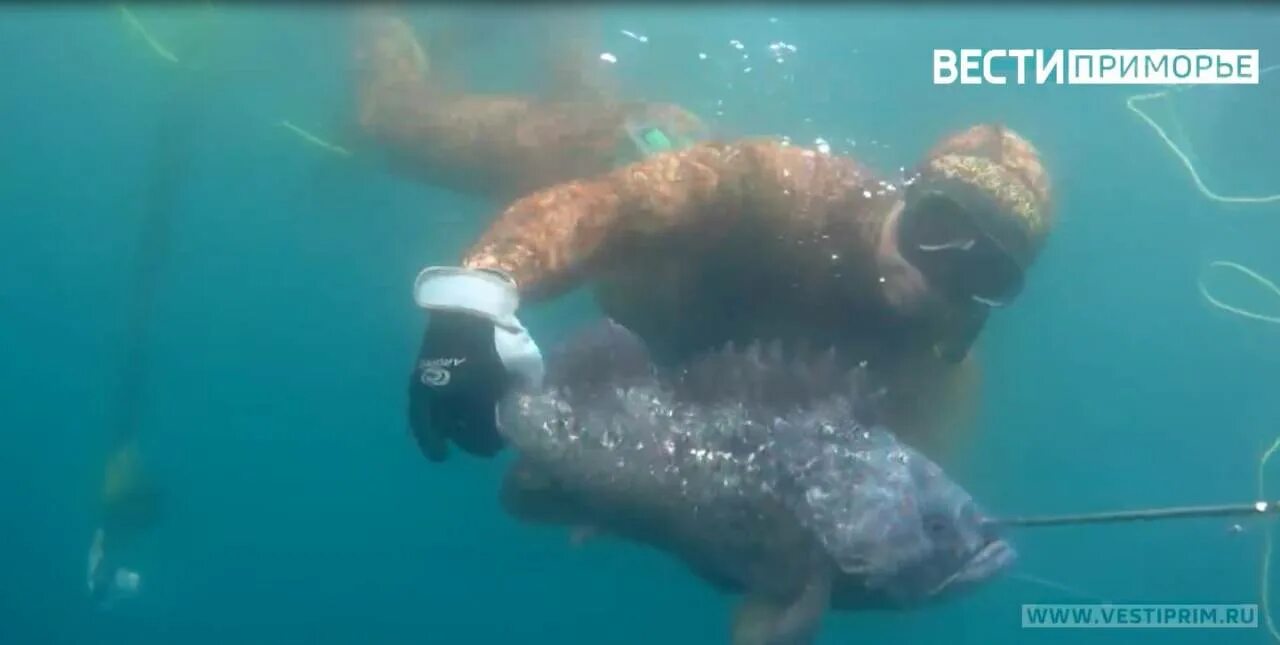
[1128,67,1279,638]
[118,4,352,158]
[1125,65,1280,205]
[1259,436,1280,642]
[119,6,180,64]
[1198,261,1280,325]
[1196,257,1280,642]
[1009,572,1112,604]
[280,119,352,157]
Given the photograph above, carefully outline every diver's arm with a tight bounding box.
[459,140,875,301]
[405,144,753,462]
[407,141,871,461]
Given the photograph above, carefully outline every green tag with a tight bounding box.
[640,127,673,153]
[615,121,686,168]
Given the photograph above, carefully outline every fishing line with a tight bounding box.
[1198,261,1280,326]
[1258,435,1280,642]
[118,4,352,158]
[1008,572,1112,604]
[1126,64,1280,641]
[1195,259,1280,639]
[1125,64,1280,205]
[119,5,180,64]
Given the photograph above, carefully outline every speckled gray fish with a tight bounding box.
[497,319,1014,645]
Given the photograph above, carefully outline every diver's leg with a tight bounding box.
[539,9,615,103]
[352,9,433,137]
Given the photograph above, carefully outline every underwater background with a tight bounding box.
[2,4,1279,644]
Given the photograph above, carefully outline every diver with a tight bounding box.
[352,10,708,202]
[406,123,1054,463]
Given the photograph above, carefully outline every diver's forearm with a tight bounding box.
[461,179,622,300]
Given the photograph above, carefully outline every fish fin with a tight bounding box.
[769,568,832,645]
[732,595,782,645]
[732,569,831,645]
[545,318,654,390]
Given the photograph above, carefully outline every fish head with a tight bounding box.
[867,447,1015,605]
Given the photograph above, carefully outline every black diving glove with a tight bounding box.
[407,267,544,462]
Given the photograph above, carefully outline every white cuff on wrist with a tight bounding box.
[413,266,520,327]
[413,266,545,389]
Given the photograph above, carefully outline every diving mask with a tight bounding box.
[897,191,1025,307]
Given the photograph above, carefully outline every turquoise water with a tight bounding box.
[2,5,1279,644]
